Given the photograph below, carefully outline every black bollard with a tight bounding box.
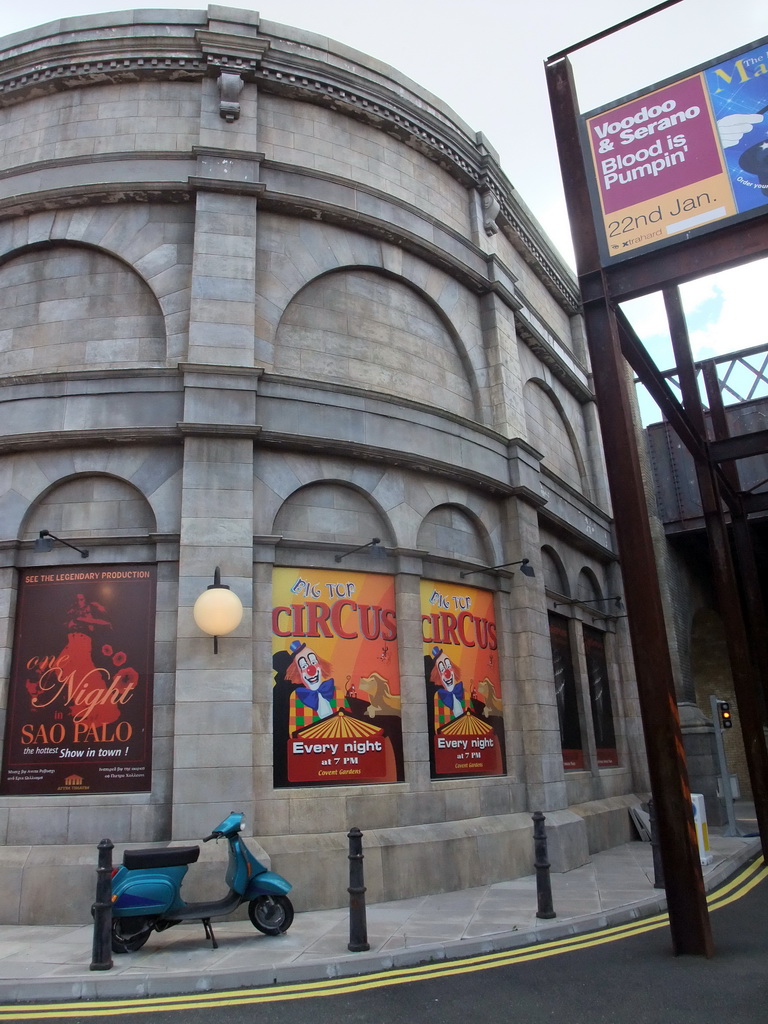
[532,811,556,920]
[90,838,114,971]
[347,826,370,952]
[648,799,665,890]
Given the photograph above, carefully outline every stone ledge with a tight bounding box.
[569,794,643,853]
[0,797,645,925]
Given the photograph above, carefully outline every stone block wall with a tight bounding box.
[0,82,200,168]
[0,6,648,922]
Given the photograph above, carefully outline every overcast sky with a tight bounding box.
[3,1,767,411]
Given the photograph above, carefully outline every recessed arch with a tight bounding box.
[21,474,157,540]
[576,567,603,605]
[0,241,166,374]
[523,377,589,495]
[274,267,479,419]
[416,503,492,563]
[690,607,749,797]
[541,545,570,597]
[272,480,395,546]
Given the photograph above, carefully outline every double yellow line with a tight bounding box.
[1,857,765,1020]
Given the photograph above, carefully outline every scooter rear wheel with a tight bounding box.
[248,894,294,935]
[111,916,155,953]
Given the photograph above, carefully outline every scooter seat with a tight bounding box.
[122,845,200,870]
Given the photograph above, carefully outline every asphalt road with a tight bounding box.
[8,860,767,1024]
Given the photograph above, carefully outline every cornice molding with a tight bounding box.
[0,181,193,219]
[252,57,579,312]
[0,427,182,454]
[0,14,578,315]
[195,29,270,72]
[0,50,205,105]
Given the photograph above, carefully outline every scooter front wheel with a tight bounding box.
[248,894,294,935]
[111,916,155,953]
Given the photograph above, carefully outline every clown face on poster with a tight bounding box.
[421,580,506,779]
[272,568,404,786]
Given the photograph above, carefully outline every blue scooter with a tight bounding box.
[110,810,293,952]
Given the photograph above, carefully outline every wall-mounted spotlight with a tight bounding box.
[33,529,89,559]
[460,558,535,579]
[334,538,383,563]
[192,567,244,654]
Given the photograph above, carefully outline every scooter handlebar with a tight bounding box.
[202,832,218,842]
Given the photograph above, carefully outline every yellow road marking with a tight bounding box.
[0,858,764,1020]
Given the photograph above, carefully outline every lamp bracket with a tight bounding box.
[334,538,382,563]
[34,530,89,559]
[460,558,534,579]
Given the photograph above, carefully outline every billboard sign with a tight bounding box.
[421,580,506,779]
[582,37,768,262]
[1,566,156,795]
[272,567,404,786]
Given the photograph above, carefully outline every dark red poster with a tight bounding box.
[1,566,156,795]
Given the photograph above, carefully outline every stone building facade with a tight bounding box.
[0,7,647,923]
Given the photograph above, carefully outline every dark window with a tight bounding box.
[583,624,618,767]
[548,613,584,770]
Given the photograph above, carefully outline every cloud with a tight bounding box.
[618,255,768,424]
[618,254,768,368]
[620,293,669,347]
[682,257,768,359]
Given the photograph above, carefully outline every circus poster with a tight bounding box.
[272,568,404,787]
[421,580,506,779]
[1,566,156,795]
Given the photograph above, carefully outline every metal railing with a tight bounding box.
[658,342,768,411]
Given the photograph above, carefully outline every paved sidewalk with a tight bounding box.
[0,823,761,1004]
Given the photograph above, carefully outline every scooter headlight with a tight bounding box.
[240,821,245,831]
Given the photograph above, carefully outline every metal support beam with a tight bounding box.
[701,361,768,713]
[584,292,714,956]
[664,286,768,859]
[699,360,742,494]
[709,429,768,463]
[614,309,741,514]
[742,493,768,515]
[546,53,713,958]
[589,218,768,303]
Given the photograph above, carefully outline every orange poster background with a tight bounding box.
[272,568,403,786]
[420,580,501,699]
[272,568,399,696]
[599,171,736,258]
[420,580,506,778]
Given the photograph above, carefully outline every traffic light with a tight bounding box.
[717,700,733,729]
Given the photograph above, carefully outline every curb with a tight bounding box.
[0,837,760,1005]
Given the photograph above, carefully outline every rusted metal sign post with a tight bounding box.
[544,41,714,955]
